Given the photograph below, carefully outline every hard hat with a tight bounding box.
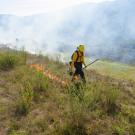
[78,44,85,52]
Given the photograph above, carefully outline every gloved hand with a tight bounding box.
[69,71,73,76]
[83,63,87,69]
[69,68,74,76]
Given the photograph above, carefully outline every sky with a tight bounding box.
[0,0,115,16]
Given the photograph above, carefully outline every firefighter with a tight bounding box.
[70,44,86,83]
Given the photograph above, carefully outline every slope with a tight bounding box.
[0,50,135,135]
[88,59,135,81]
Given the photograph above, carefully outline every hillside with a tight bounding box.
[0,50,135,135]
[89,60,135,82]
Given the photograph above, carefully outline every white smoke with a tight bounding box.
[0,0,135,64]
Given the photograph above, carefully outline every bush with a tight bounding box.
[72,81,120,116]
[64,85,87,135]
[102,87,119,115]
[32,72,49,101]
[14,69,49,116]
[129,125,135,135]
[15,81,33,116]
[0,50,27,71]
[84,83,102,111]
[113,125,126,135]
[33,72,48,92]
[0,53,18,71]
[68,84,85,102]
[60,123,87,135]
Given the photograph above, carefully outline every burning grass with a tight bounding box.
[30,64,68,86]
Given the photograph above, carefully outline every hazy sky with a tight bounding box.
[0,0,115,16]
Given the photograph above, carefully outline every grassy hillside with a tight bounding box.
[0,50,135,135]
[89,60,135,82]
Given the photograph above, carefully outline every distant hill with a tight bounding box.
[0,0,135,64]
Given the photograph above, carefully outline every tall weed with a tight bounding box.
[15,81,33,116]
[102,86,119,115]
[0,53,18,70]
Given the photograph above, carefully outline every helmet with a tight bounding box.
[78,44,85,52]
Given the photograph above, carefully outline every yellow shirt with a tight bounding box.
[71,51,86,69]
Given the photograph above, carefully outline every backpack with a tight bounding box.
[69,50,79,65]
[71,50,79,62]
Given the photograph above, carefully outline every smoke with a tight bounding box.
[0,0,135,64]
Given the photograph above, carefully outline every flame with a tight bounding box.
[30,64,68,86]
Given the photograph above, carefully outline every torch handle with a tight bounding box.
[83,59,99,69]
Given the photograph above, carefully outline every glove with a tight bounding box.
[69,68,73,76]
[69,71,73,76]
[84,63,87,69]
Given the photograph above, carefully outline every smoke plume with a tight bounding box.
[0,0,135,64]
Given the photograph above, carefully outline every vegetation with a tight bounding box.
[0,49,26,71]
[89,59,135,81]
[0,53,18,71]
[0,48,135,135]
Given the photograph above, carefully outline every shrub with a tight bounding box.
[64,85,87,135]
[60,122,87,135]
[129,125,135,135]
[102,87,119,115]
[84,83,102,111]
[68,84,85,102]
[32,72,49,101]
[0,49,27,71]
[33,72,48,92]
[128,110,135,124]
[113,125,126,135]
[0,53,18,71]
[14,69,48,116]
[15,81,33,116]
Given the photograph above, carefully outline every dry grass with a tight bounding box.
[0,50,135,135]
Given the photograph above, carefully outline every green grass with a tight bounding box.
[88,59,135,81]
[0,53,18,71]
[0,50,26,71]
